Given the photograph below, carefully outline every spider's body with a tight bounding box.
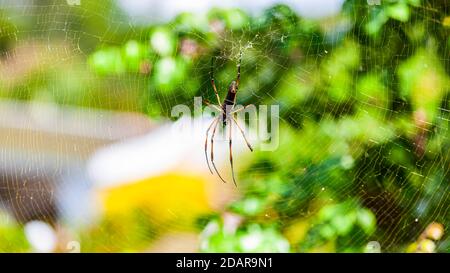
[204,52,253,186]
[221,81,238,126]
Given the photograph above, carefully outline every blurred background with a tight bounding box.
[0,0,448,252]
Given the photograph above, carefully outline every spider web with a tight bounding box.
[0,0,448,253]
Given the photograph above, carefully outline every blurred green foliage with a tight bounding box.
[200,218,290,253]
[0,213,29,252]
[0,0,448,252]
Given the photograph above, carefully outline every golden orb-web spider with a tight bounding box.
[204,51,254,186]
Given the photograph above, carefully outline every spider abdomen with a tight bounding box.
[221,80,238,125]
[222,97,236,126]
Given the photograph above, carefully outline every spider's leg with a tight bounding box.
[205,117,219,174]
[236,50,242,88]
[232,116,253,152]
[203,99,222,112]
[210,57,222,106]
[231,104,255,114]
[211,120,227,183]
[228,118,237,187]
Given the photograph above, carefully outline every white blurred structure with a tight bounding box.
[24,221,57,252]
[117,0,345,24]
[0,99,152,225]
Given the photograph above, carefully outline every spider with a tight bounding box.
[204,51,254,186]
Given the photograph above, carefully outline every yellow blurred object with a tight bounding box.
[424,222,444,241]
[310,240,335,253]
[407,222,445,253]
[284,219,310,244]
[416,239,436,253]
[443,16,450,27]
[98,173,212,229]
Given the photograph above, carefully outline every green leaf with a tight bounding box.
[357,208,376,235]
[150,27,177,56]
[386,3,410,22]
